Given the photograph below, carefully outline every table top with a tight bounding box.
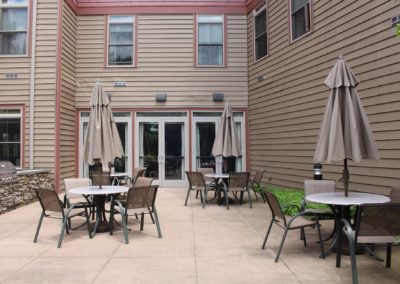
[110,172,129,177]
[205,173,229,179]
[69,186,129,195]
[306,192,390,206]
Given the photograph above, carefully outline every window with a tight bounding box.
[107,15,134,66]
[197,15,224,66]
[253,1,267,61]
[0,0,28,56]
[290,0,312,41]
[0,108,21,167]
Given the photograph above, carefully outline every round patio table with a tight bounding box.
[205,173,230,206]
[70,186,129,234]
[306,191,390,255]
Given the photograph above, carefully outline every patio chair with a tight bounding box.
[262,191,325,262]
[90,167,112,187]
[223,172,251,210]
[33,187,92,248]
[248,170,265,201]
[336,203,400,284]
[389,185,400,203]
[127,167,146,185]
[64,178,95,225]
[185,171,212,208]
[109,185,162,244]
[196,167,217,199]
[302,180,336,241]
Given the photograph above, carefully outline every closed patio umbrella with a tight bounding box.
[212,101,242,173]
[83,80,124,172]
[314,55,380,196]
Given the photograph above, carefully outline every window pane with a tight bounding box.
[255,33,267,60]
[198,45,223,65]
[108,45,133,65]
[109,23,133,45]
[292,4,310,39]
[0,32,26,54]
[109,15,133,23]
[1,0,28,4]
[1,8,27,31]
[0,118,20,142]
[197,15,223,22]
[0,143,20,167]
[292,0,309,12]
[255,9,266,37]
[198,23,222,44]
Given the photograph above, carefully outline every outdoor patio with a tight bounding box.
[0,188,399,284]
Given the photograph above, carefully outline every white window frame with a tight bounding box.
[106,15,135,67]
[0,0,29,57]
[196,14,225,67]
[253,1,268,62]
[289,0,312,42]
[0,107,22,167]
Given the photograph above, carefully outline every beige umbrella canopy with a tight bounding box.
[212,102,242,173]
[83,80,124,172]
[314,55,380,196]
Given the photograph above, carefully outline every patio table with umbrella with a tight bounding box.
[82,80,125,232]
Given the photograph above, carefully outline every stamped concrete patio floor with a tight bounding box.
[0,188,399,284]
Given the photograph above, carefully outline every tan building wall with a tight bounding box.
[75,14,248,108]
[60,2,77,185]
[247,0,400,194]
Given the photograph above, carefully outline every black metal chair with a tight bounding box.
[33,187,92,248]
[109,185,162,244]
[336,203,400,284]
[262,191,325,262]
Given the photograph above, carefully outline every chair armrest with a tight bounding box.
[286,210,320,227]
[339,218,354,238]
[281,204,301,212]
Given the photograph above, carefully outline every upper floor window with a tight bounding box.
[0,0,28,56]
[290,0,312,41]
[197,15,224,66]
[253,1,267,61]
[107,15,134,66]
[0,108,21,167]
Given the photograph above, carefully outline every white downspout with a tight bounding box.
[29,0,37,169]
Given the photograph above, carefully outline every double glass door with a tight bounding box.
[136,116,188,187]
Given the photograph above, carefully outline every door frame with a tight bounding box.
[135,114,189,187]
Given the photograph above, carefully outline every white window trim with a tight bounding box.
[0,107,22,167]
[106,15,135,67]
[196,14,225,67]
[289,0,313,43]
[0,0,30,57]
[253,1,268,63]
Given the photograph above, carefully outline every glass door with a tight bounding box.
[136,115,188,187]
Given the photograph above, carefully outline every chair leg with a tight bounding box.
[336,228,343,268]
[348,234,358,284]
[301,227,307,247]
[84,206,92,239]
[199,191,203,204]
[247,190,252,209]
[149,211,155,224]
[140,212,145,231]
[195,190,199,199]
[316,222,325,259]
[153,206,162,238]
[275,228,289,263]
[261,220,274,249]
[33,211,45,243]
[239,192,244,204]
[184,188,191,206]
[58,216,69,248]
[386,243,392,268]
[109,202,115,236]
[252,187,259,201]
[121,212,129,244]
[203,189,207,208]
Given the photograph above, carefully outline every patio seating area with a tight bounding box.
[0,188,399,283]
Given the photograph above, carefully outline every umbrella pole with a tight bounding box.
[343,159,349,197]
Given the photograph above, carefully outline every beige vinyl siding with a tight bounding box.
[247,0,400,195]
[33,0,58,171]
[75,14,248,108]
[60,1,77,184]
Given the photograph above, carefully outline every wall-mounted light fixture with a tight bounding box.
[212,92,224,102]
[114,82,127,87]
[155,93,167,102]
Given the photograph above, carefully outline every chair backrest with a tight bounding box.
[264,191,287,225]
[355,203,400,243]
[228,172,250,189]
[125,185,159,211]
[146,185,159,211]
[389,185,400,203]
[252,170,265,186]
[186,171,206,188]
[34,187,64,213]
[134,177,154,187]
[304,180,336,197]
[133,167,146,178]
[197,167,214,183]
[91,168,112,187]
[64,178,91,199]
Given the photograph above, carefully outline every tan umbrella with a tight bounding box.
[314,55,380,196]
[83,80,124,172]
[212,102,242,173]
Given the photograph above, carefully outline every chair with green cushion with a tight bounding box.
[33,187,92,248]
